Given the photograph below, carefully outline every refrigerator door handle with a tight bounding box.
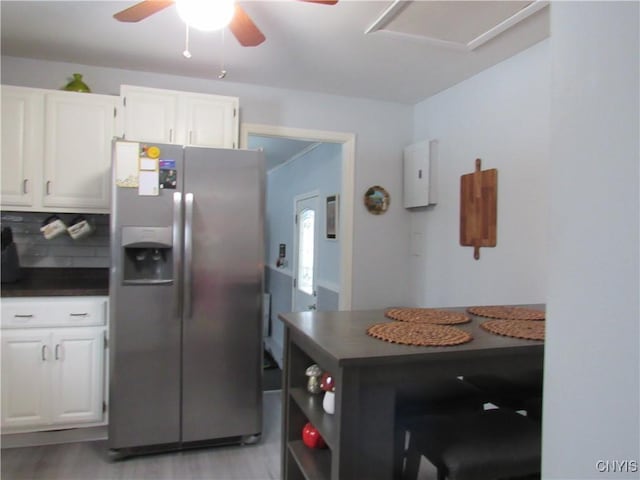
[173,192,183,319]
[184,193,194,319]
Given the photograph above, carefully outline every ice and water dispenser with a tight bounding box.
[121,226,173,284]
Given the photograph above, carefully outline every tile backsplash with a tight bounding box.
[1,212,110,268]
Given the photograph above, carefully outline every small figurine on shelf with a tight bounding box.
[305,364,323,394]
[302,422,326,449]
[320,371,335,415]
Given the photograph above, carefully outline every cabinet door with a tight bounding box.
[50,327,105,425]
[0,86,44,207]
[1,330,50,428]
[43,92,116,211]
[182,94,238,148]
[121,86,178,144]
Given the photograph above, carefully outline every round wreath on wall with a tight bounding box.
[364,185,390,214]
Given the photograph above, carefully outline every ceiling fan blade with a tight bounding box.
[298,0,339,4]
[113,1,174,23]
[229,4,266,47]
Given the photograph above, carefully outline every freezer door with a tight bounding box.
[181,147,264,442]
[108,142,185,450]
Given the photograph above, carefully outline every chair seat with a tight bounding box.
[394,378,487,478]
[522,396,543,422]
[396,378,487,417]
[461,370,543,411]
[404,409,541,480]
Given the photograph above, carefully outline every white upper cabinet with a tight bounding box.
[121,85,239,148]
[43,92,117,211]
[1,86,44,207]
[2,84,240,214]
[182,93,238,147]
[120,86,178,144]
[0,85,118,214]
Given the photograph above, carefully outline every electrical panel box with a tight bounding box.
[403,139,438,208]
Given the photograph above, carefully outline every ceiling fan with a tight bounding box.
[113,0,338,47]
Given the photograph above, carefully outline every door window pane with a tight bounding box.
[297,209,315,295]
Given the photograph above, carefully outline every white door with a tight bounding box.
[292,194,319,312]
[50,327,104,425]
[1,330,50,428]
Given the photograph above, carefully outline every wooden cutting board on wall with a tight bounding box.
[460,158,497,260]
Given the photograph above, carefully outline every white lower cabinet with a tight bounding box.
[0,297,108,433]
[0,330,49,428]
[50,327,105,425]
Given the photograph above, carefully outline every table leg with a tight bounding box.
[335,371,396,479]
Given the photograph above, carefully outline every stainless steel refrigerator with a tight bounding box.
[108,140,264,454]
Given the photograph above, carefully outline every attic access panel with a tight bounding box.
[366,0,547,51]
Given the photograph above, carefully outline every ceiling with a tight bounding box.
[0,1,550,105]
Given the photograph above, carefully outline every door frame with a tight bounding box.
[240,123,354,310]
[291,191,320,312]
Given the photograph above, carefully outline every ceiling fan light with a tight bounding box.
[176,0,235,32]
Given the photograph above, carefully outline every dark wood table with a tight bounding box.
[279,306,544,480]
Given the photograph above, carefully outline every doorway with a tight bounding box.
[241,123,355,368]
[241,123,355,309]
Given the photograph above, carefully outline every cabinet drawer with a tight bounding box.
[1,297,107,328]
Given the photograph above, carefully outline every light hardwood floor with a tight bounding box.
[1,391,282,480]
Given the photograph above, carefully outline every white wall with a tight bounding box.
[543,3,639,478]
[411,39,551,307]
[1,56,414,309]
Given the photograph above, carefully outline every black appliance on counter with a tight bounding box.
[1,227,21,283]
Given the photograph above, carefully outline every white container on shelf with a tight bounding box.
[322,391,335,415]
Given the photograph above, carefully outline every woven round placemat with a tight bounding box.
[481,319,545,341]
[385,307,471,325]
[367,322,473,346]
[467,305,545,321]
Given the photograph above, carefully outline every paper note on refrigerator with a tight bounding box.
[115,141,140,187]
[138,170,159,196]
[139,157,158,171]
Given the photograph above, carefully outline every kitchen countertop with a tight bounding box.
[0,268,109,297]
